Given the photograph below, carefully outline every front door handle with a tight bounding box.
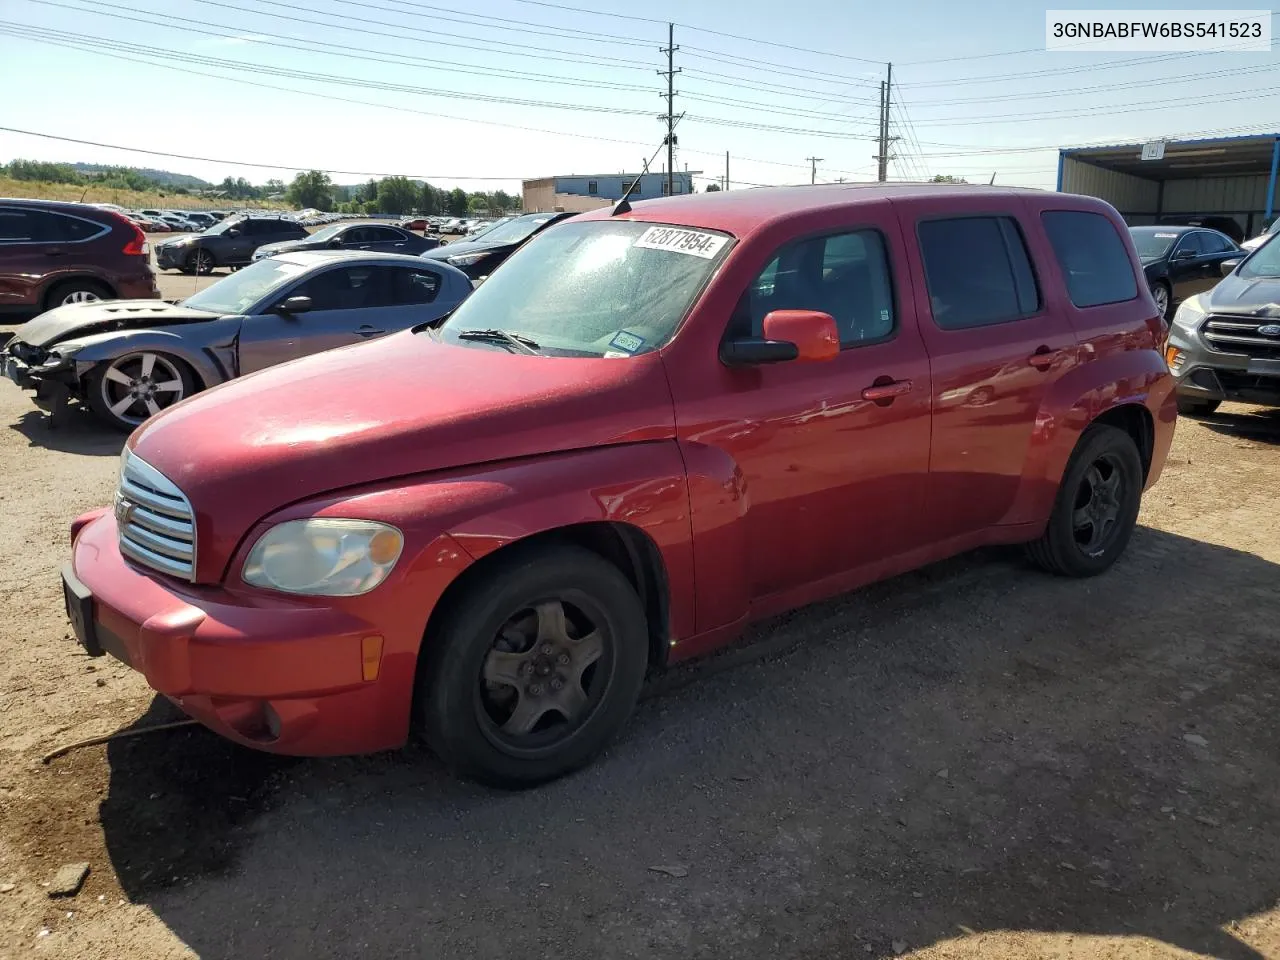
[1028,345,1062,370]
[861,378,912,402]
[356,325,384,338]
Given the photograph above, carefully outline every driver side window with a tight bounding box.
[340,227,371,245]
[1173,233,1204,259]
[728,229,896,347]
[287,266,383,311]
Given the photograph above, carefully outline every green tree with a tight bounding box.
[930,174,968,183]
[376,176,418,215]
[264,178,285,195]
[705,183,721,192]
[418,182,439,216]
[286,170,334,210]
[467,193,490,215]
[490,189,513,213]
[446,187,468,217]
[362,179,379,203]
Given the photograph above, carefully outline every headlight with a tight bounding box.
[446,252,491,267]
[1171,296,1207,332]
[242,519,403,596]
[39,342,84,367]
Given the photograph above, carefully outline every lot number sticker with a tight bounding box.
[608,330,646,354]
[634,226,728,259]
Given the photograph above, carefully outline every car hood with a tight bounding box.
[1204,272,1280,316]
[12,300,218,348]
[128,330,675,580]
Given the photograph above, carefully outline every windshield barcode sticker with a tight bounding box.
[634,226,728,259]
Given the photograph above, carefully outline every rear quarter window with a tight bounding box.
[1040,211,1139,308]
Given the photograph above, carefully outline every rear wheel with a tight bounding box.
[1027,424,1143,578]
[45,279,112,310]
[1176,396,1221,417]
[418,545,648,788]
[85,352,195,432]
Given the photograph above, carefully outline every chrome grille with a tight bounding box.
[1202,316,1280,359]
[116,452,196,580]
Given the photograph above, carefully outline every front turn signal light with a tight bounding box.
[361,635,383,682]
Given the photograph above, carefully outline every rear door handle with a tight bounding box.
[1028,346,1063,370]
[356,325,384,338]
[861,378,912,402]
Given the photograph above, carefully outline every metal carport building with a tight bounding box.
[1057,134,1280,241]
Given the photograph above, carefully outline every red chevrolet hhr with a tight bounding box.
[63,185,1175,786]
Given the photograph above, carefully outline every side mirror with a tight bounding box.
[226,227,241,237]
[1173,247,1195,260]
[274,295,313,315]
[1220,258,1243,276]
[719,309,839,366]
[328,237,344,248]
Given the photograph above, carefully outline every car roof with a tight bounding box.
[571,183,1080,238]
[0,196,129,218]
[272,250,443,268]
[1130,224,1198,234]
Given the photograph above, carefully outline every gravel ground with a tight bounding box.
[1,290,1278,959]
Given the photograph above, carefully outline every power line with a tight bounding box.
[0,125,529,180]
[20,0,659,93]
[0,22,655,117]
[0,26,860,177]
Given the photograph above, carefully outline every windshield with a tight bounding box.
[468,217,513,241]
[468,213,559,246]
[181,258,310,314]
[436,219,733,357]
[1239,233,1280,279]
[203,216,245,236]
[307,223,346,243]
[1130,228,1180,260]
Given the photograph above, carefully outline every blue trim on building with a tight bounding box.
[1055,151,1064,192]
[1267,138,1280,223]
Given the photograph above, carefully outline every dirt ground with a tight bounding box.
[1,319,1279,958]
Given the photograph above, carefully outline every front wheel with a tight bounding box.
[1150,281,1171,319]
[418,545,648,788]
[85,352,196,431]
[1027,423,1143,578]
[187,249,216,276]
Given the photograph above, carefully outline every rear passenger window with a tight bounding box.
[48,214,104,241]
[729,229,895,346]
[0,210,33,241]
[918,217,1040,329]
[1041,211,1139,308]
[388,268,441,304]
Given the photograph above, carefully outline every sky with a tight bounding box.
[0,0,1275,197]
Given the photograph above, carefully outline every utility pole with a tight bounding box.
[806,156,823,184]
[725,150,730,191]
[875,62,895,183]
[658,24,680,198]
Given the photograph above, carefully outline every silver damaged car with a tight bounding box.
[2,251,473,430]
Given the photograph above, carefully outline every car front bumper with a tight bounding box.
[66,508,431,756]
[154,245,191,269]
[1169,326,1280,408]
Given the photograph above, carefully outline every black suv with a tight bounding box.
[154,215,308,274]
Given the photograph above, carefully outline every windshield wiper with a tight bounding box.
[455,328,541,355]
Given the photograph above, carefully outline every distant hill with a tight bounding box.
[71,163,211,189]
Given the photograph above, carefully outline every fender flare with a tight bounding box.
[69,329,236,389]
[1007,349,1174,525]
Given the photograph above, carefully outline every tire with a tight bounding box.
[1026,423,1144,578]
[1176,396,1221,417]
[44,278,112,311]
[186,249,217,276]
[85,352,197,432]
[418,544,648,788]
[1150,281,1171,320]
